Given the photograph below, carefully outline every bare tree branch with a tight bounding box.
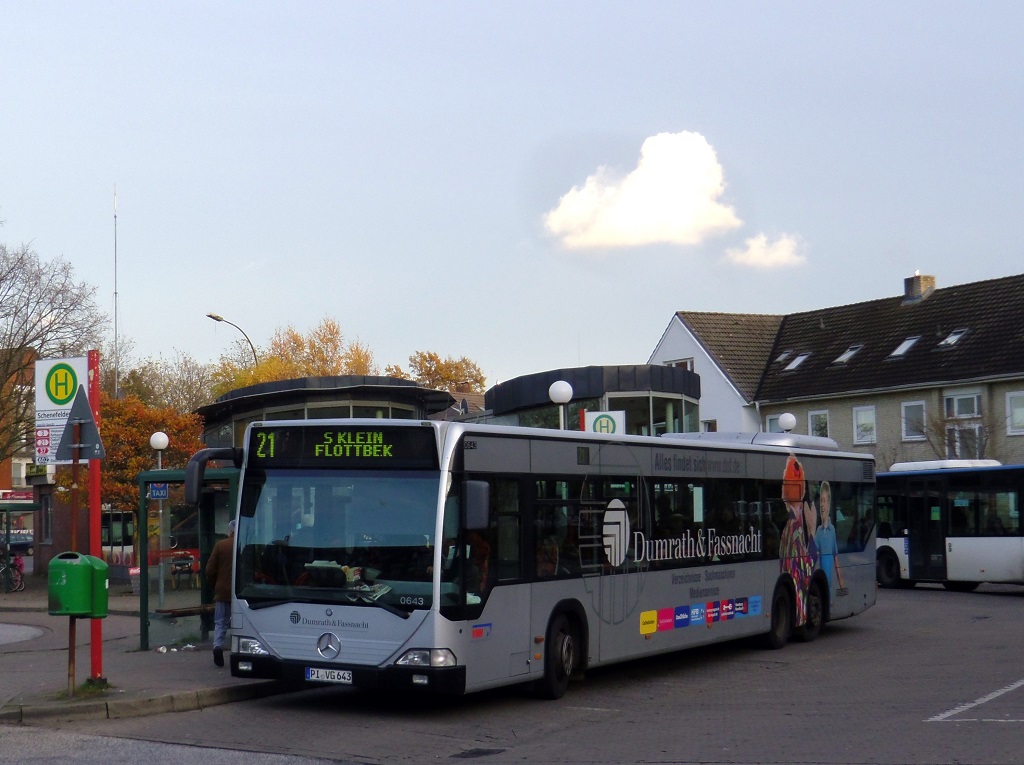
[0,242,107,465]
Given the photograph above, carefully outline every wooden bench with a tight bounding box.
[154,604,215,618]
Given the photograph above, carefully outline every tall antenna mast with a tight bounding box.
[113,184,119,399]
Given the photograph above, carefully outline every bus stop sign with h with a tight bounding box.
[52,385,107,696]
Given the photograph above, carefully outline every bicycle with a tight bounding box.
[1,552,25,593]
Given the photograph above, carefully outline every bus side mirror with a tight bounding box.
[463,480,490,530]
[184,448,243,504]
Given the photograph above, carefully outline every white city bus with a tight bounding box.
[185,420,876,698]
[876,460,1024,591]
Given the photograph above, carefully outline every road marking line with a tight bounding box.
[932,719,1024,723]
[927,678,1024,722]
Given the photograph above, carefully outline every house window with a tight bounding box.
[946,424,981,459]
[701,420,718,433]
[833,345,862,364]
[808,410,829,438]
[889,336,920,358]
[784,353,810,371]
[853,406,876,445]
[667,358,694,372]
[766,415,782,433]
[945,393,981,419]
[902,401,926,441]
[938,328,969,348]
[1008,391,1024,436]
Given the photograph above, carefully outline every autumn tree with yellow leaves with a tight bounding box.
[210,317,378,398]
[210,317,485,397]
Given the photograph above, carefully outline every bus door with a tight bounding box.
[906,478,946,581]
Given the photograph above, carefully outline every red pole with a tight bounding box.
[68,436,80,698]
[87,350,105,685]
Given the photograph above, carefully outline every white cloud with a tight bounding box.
[724,233,805,268]
[543,131,742,249]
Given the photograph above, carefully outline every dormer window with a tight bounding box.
[938,328,969,347]
[774,350,792,364]
[890,336,920,358]
[833,345,863,364]
[784,352,810,371]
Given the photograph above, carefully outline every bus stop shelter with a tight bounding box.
[135,467,238,650]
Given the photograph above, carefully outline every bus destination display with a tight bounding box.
[247,425,438,470]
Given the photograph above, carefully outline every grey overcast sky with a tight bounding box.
[2,2,1021,385]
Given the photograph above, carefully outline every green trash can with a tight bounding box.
[49,552,108,618]
[49,552,93,617]
[87,554,109,618]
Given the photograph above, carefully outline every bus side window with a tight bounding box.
[761,500,781,559]
[466,530,493,592]
[536,535,560,577]
[983,492,1012,535]
[497,515,519,580]
[948,492,978,536]
[950,505,969,535]
[492,479,520,582]
[876,494,896,539]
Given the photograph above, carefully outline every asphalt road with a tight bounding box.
[14,584,1024,765]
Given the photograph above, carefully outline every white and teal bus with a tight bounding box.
[875,460,1024,590]
[184,419,876,698]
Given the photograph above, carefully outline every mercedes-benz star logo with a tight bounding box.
[317,632,341,659]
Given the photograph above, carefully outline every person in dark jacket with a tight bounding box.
[205,519,235,667]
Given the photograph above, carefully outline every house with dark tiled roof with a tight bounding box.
[650,273,1024,467]
[648,312,781,433]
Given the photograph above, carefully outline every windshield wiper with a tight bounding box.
[344,591,410,619]
[246,594,324,610]
[246,598,293,610]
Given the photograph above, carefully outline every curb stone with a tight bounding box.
[0,680,293,724]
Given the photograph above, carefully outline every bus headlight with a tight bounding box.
[396,648,457,668]
[236,636,271,656]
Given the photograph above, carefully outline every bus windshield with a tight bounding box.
[234,469,444,611]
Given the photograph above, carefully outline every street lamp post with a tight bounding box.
[548,380,573,431]
[206,312,259,366]
[149,432,169,611]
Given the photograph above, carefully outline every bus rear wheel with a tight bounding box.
[877,550,901,588]
[798,578,824,642]
[764,586,792,650]
[536,614,577,700]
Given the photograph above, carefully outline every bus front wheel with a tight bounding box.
[536,613,577,700]
[877,550,901,588]
[764,586,792,650]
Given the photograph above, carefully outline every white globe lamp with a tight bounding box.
[150,431,169,469]
[548,381,573,430]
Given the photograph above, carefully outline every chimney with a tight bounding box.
[902,271,936,305]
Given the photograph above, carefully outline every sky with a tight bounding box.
[2,3,1022,387]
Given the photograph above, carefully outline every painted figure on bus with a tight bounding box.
[780,454,815,625]
[813,481,847,598]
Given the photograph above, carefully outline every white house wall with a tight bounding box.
[649,317,760,433]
